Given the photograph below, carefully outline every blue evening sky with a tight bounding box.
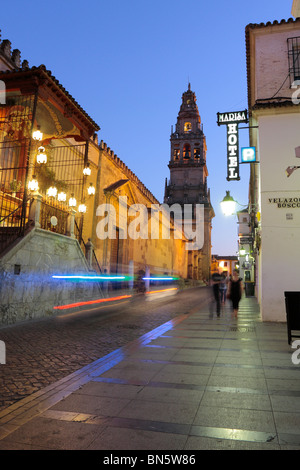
[1,0,293,255]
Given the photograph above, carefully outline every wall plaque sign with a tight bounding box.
[268,197,300,208]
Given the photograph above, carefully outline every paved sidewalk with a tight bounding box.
[0,296,299,450]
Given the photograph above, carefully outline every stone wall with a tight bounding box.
[0,228,103,325]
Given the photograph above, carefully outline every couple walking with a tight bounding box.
[212,270,243,317]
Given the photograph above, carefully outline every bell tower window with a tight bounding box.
[183,144,191,159]
[173,149,180,160]
[194,147,200,159]
[184,122,192,132]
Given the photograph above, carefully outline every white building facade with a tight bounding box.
[246,8,300,320]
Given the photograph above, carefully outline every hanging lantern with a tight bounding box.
[78,203,87,213]
[57,191,67,202]
[220,191,237,216]
[32,128,43,141]
[47,186,57,198]
[87,182,95,195]
[69,194,76,207]
[36,146,47,164]
[28,175,39,192]
[83,162,91,176]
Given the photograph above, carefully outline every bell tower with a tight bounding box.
[164,84,214,281]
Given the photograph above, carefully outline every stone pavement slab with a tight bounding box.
[0,297,299,451]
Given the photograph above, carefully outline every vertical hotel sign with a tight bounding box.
[217,110,248,181]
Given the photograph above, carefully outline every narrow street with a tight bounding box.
[0,286,211,411]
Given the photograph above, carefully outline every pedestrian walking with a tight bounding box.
[211,272,223,316]
[227,270,243,318]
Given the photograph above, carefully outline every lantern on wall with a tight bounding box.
[57,191,67,202]
[78,203,87,213]
[32,128,43,141]
[47,186,57,198]
[83,163,91,176]
[28,175,39,192]
[69,194,76,207]
[36,146,47,164]
[88,182,95,195]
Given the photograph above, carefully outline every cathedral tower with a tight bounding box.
[164,84,214,280]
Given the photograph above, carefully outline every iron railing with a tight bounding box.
[0,195,31,254]
[39,196,69,234]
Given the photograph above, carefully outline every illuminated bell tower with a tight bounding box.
[164,84,214,280]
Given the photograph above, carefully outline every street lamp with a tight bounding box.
[220,191,237,216]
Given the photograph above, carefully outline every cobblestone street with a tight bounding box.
[0,288,210,411]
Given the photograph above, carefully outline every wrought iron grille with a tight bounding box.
[288,36,300,84]
[36,142,87,204]
[0,94,35,253]
[0,92,90,254]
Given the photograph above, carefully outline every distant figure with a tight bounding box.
[211,272,223,316]
[227,270,243,318]
[219,272,228,304]
[135,270,146,294]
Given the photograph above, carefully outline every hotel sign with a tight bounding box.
[217,110,248,182]
[217,110,248,126]
[226,123,239,180]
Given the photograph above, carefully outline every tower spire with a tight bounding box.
[164,86,214,281]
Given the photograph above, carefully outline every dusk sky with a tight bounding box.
[1,0,292,255]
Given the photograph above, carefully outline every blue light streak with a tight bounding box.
[52,275,127,281]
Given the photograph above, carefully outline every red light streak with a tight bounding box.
[53,295,131,310]
[146,288,178,295]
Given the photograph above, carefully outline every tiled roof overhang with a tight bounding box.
[0,64,100,136]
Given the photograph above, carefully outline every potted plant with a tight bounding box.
[9,179,22,197]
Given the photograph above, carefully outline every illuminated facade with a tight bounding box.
[211,255,238,277]
[164,84,214,281]
[0,34,188,323]
[246,10,300,320]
